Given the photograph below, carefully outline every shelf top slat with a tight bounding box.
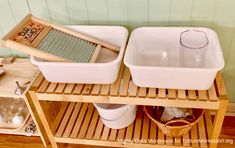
[31,63,228,109]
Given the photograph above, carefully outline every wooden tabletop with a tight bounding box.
[0,58,38,98]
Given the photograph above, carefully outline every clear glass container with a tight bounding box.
[180,29,209,68]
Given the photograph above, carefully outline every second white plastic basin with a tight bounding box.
[124,27,224,90]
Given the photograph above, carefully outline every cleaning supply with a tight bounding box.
[1,14,119,63]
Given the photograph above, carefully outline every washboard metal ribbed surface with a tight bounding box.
[1,14,119,63]
[37,29,97,63]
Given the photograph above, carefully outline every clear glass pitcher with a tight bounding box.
[179,29,209,68]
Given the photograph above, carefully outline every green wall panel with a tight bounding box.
[0,0,28,57]
[0,0,15,32]
[0,27,12,57]
[86,0,108,25]
[191,0,215,27]
[27,0,51,21]
[224,35,235,103]
[66,0,89,24]
[47,0,70,24]
[213,0,235,63]
[8,0,30,22]
[169,0,193,26]
[8,0,29,57]
[127,0,148,29]
[106,0,128,26]
[0,0,234,102]
[149,0,170,26]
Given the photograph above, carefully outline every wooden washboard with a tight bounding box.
[0,14,120,63]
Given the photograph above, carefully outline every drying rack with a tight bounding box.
[25,63,228,148]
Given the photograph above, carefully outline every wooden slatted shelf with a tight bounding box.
[51,102,212,148]
[26,63,228,148]
[32,65,222,109]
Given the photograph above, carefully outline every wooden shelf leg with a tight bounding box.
[27,91,59,148]
[24,93,49,147]
[209,95,228,148]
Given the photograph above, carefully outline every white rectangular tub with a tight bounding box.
[31,26,128,84]
[124,27,224,90]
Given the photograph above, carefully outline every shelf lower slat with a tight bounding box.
[54,102,212,148]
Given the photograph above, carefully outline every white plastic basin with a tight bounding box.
[31,26,128,84]
[124,27,224,90]
[93,103,136,129]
